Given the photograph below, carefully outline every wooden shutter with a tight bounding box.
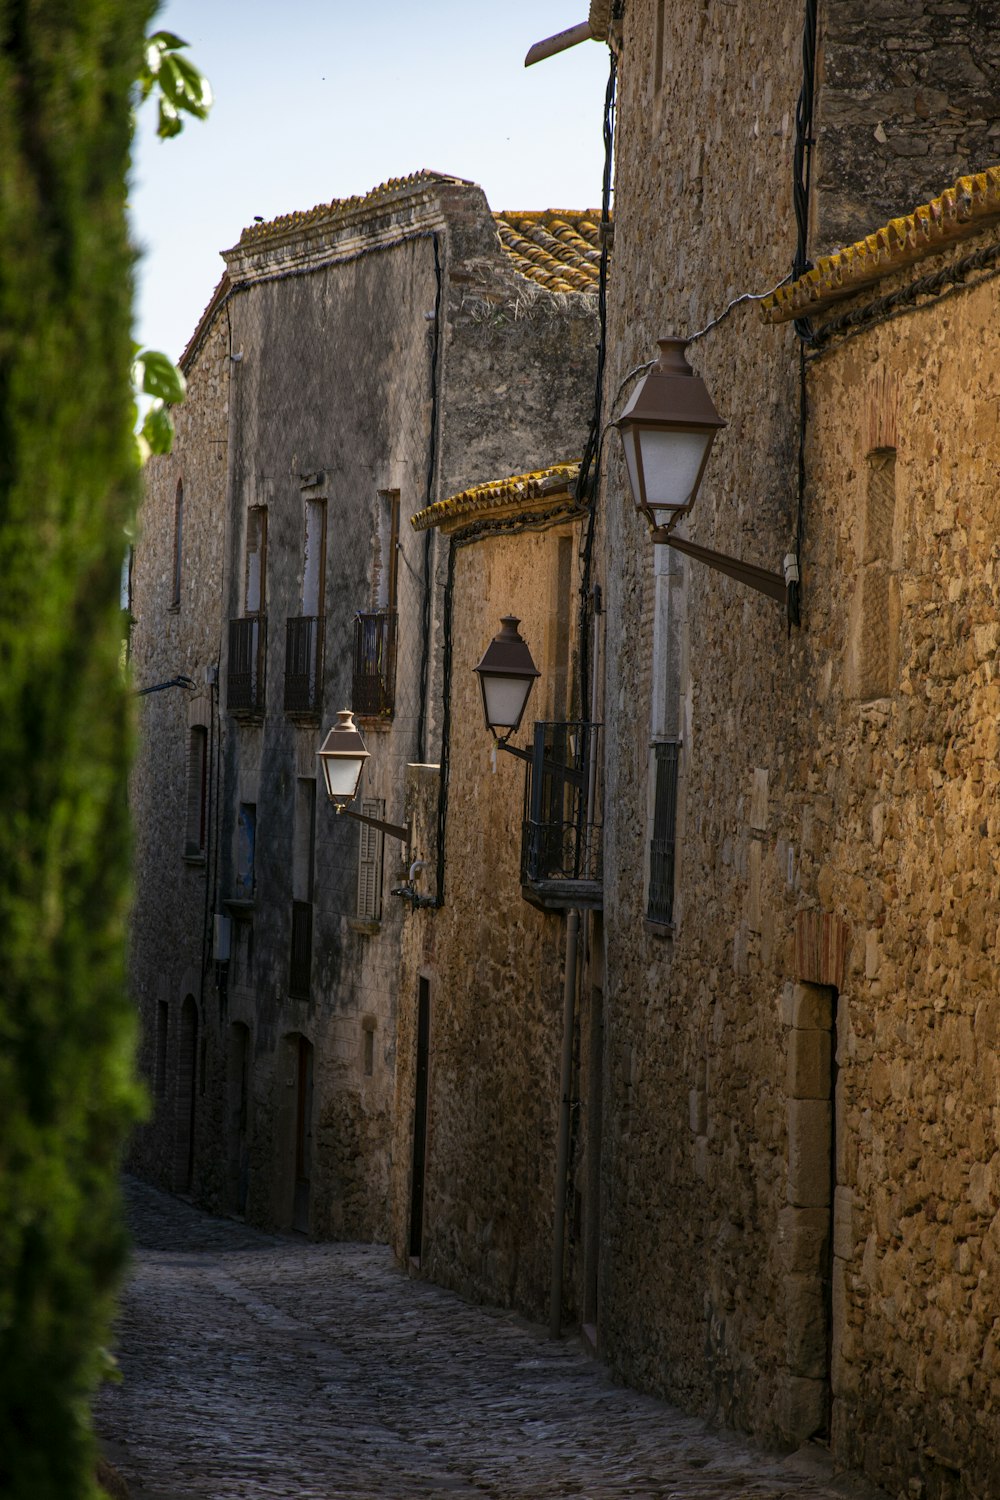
[356,798,384,920]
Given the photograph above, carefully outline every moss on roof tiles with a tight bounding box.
[412,463,582,532]
[494,210,603,294]
[762,166,1000,323]
[236,170,473,246]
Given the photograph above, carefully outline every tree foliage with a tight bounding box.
[0,3,155,1495]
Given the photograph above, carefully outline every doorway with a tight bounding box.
[293,1035,314,1234]
[174,995,198,1192]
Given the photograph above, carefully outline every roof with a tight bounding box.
[235,171,602,295]
[762,166,1000,324]
[234,169,473,249]
[411,463,582,533]
[494,211,602,294]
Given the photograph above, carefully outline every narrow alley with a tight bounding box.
[96,1179,871,1500]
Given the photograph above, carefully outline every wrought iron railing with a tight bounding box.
[648,740,680,926]
[228,615,266,716]
[521,721,602,889]
[289,900,312,999]
[352,610,396,718]
[284,615,324,717]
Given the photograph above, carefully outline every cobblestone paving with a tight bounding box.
[96,1178,873,1500]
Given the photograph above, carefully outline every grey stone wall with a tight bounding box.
[817,0,1000,252]
[129,176,598,1246]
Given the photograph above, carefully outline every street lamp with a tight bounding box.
[472,616,540,743]
[617,337,792,609]
[317,708,411,846]
[617,336,726,530]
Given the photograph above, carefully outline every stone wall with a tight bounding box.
[598,0,809,1439]
[796,243,1000,1498]
[598,0,1000,1489]
[817,1,1000,252]
[391,514,587,1323]
[129,175,598,1245]
[127,309,229,1195]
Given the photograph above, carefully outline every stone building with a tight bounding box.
[582,1,1000,1496]
[389,464,603,1333]
[127,172,599,1238]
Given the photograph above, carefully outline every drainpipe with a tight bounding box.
[550,906,580,1339]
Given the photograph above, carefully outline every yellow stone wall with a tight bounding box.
[391,513,587,1321]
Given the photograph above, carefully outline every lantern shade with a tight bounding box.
[617,337,726,525]
[473,616,540,736]
[317,708,370,808]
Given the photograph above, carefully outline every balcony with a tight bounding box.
[289,899,312,999]
[284,615,324,720]
[521,721,603,912]
[352,610,396,720]
[228,615,266,718]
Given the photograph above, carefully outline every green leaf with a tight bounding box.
[142,402,175,456]
[133,350,186,404]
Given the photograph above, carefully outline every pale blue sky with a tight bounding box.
[131,2,610,360]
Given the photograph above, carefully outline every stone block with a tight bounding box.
[750,767,769,830]
[787,1027,833,1100]
[787,1099,832,1208]
[778,1204,831,1275]
[779,1373,828,1447]
[788,981,833,1032]
[785,1273,829,1378]
[833,1186,855,1261]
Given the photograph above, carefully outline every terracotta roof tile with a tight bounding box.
[411,463,582,532]
[762,166,1000,323]
[235,170,474,246]
[494,210,603,294]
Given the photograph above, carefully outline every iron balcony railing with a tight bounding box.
[228,615,266,717]
[289,899,312,1000]
[521,721,602,903]
[284,615,324,718]
[648,740,681,926]
[352,610,396,718]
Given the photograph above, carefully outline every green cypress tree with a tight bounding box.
[0,4,153,1495]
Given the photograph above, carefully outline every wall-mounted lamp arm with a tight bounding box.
[493,736,587,786]
[335,806,412,847]
[650,527,788,606]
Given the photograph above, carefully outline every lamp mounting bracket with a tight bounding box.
[650,528,787,605]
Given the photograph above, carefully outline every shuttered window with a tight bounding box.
[184,726,208,859]
[356,798,384,921]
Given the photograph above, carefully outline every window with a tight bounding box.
[353,490,399,718]
[171,479,183,608]
[289,780,315,999]
[236,803,256,900]
[244,505,267,614]
[184,726,208,859]
[356,797,384,921]
[155,1000,168,1099]
[285,501,326,717]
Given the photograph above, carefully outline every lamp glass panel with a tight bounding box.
[320,755,364,804]
[638,426,712,510]
[482,673,532,731]
[620,425,643,510]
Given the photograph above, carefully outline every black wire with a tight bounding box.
[788,0,818,629]
[576,46,616,730]
[417,232,443,765]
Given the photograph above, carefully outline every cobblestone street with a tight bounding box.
[96,1179,873,1500]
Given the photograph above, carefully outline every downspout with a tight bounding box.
[550,907,580,1339]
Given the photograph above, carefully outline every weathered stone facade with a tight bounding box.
[128,174,598,1241]
[389,469,596,1326]
[592,0,1000,1494]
